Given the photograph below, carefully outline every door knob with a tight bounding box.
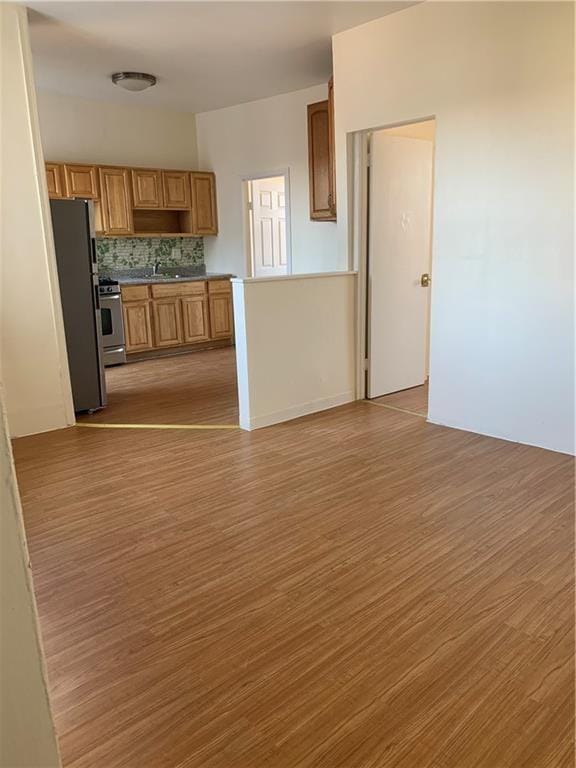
[420,273,431,287]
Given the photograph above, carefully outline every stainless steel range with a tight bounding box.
[99,278,126,366]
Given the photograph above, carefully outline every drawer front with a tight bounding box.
[150,281,207,298]
[207,279,231,294]
[121,284,150,301]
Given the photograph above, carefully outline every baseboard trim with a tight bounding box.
[240,391,355,431]
[427,413,576,457]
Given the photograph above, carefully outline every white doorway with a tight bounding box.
[366,120,435,407]
[243,172,292,278]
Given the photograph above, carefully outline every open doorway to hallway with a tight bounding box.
[243,172,291,278]
[366,119,435,418]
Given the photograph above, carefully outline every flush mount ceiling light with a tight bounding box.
[111,72,157,92]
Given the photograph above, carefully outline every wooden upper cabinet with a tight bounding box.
[162,171,191,209]
[328,77,336,215]
[307,92,336,221]
[64,164,99,199]
[190,172,218,235]
[46,163,66,199]
[99,168,133,235]
[46,160,219,236]
[132,169,163,208]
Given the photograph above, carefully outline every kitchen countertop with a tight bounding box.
[115,273,235,286]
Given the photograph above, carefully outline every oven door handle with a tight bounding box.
[102,294,121,300]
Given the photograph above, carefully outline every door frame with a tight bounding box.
[350,117,436,402]
[241,169,293,278]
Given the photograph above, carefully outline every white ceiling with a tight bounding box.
[27,1,415,114]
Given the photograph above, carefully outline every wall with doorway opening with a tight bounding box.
[197,84,339,277]
[334,1,574,454]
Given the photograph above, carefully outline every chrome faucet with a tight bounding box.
[152,261,162,276]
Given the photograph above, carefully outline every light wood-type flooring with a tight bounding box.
[80,347,239,426]
[372,381,428,416]
[13,351,575,768]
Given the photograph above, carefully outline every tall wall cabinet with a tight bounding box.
[307,77,336,221]
[45,160,218,238]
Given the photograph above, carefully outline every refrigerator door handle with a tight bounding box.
[90,239,98,269]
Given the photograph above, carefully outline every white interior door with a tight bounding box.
[250,176,288,278]
[368,132,433,398]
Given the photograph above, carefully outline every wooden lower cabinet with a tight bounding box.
[209,294,233,339]
[123,300,153,352]
[123,279,232,355]
[152,298,184,347]
[182,296,210,343]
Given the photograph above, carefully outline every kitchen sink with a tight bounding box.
[147,273,185,280]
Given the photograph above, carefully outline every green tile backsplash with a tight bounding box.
[96,237,204,271]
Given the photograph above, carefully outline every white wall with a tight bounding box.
[0,13,63,741]
[36,90,198,169]
[0,379,61,768]
[334,2,575,454]
[196,85,340,277]
[1,5,75,437]
[233,273,356,430]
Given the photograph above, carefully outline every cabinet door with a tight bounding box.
[99,168,133,235]
[327,77,336,217]
[132,169,162,208]
[307,100,336,221]
[123,301,153,352]
[46,163,65,199]
[209,294,233,339]
[64,164,99,199]
[162,171,191,209]
[182,296,210,343]
[152,298,184,347]
[190,172,218,235]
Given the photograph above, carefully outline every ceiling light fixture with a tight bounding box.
[111,72,157,92]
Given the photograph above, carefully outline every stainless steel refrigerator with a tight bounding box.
[50,199,107,412]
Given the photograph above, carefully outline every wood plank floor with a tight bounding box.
[12,356,575,768]
[372,381,428,416]
[80,347,238,426]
